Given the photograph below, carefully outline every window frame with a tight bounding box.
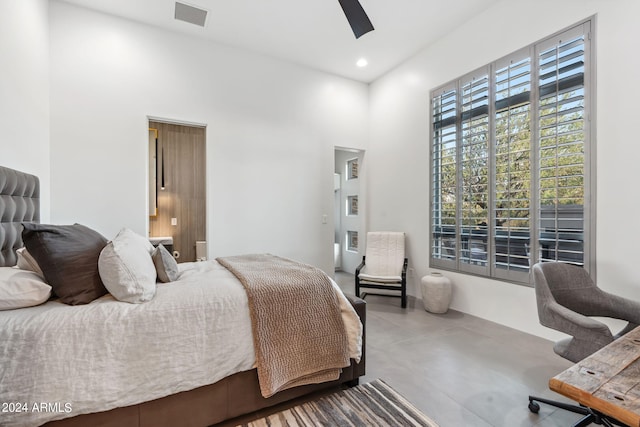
[429,18,596,285]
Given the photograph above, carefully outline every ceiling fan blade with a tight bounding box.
[338,0,374,39]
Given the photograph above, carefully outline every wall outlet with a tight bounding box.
[171,218,177,226]
[408,267,415,277]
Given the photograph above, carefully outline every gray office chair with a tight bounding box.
[528,262,640,426]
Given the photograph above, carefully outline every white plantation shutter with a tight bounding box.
[459,71,490,274]
[429,19,594,285]
[493,52,532,282]
[537,23,589,266]
[431,86,457,266]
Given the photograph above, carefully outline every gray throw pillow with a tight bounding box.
[152,244,179,283]
[21,223,108,305]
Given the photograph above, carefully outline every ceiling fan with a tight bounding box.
[338,0,374,39]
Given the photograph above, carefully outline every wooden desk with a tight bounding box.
[550,327,640,427]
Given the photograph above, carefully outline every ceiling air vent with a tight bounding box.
[174,2,208,27]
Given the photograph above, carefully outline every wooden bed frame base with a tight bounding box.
[44,296,366,427]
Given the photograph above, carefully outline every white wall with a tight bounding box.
[48,1,368,274]
[368,0,640,339]
[0,0,50,221]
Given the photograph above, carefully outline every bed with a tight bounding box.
[0,165,366,427]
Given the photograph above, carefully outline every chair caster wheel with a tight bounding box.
[528,401,540,414]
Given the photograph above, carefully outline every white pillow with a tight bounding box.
[16,247,45,277]
[0,267,52,310]
[98,228,157,303]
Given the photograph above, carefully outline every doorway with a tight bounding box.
[334,148,365,274]
[148,120,206,262]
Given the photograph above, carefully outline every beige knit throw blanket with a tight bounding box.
[216,254,350,398]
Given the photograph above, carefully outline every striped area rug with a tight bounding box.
[240,379,440,427]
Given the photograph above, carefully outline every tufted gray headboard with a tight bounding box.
[0,166,40,267]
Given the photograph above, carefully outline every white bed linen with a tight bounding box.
[0,261,362,427]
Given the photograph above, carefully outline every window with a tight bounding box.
[430,20,594,284]
[347,195,359,216]
[347,231,358,252]
[347,158,359,180]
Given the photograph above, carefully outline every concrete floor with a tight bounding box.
[333,271,587,427]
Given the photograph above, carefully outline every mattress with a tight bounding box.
[0,260,362,427]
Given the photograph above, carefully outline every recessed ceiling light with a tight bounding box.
[356,58,368,68]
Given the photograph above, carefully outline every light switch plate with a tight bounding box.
[171,218,177,226]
